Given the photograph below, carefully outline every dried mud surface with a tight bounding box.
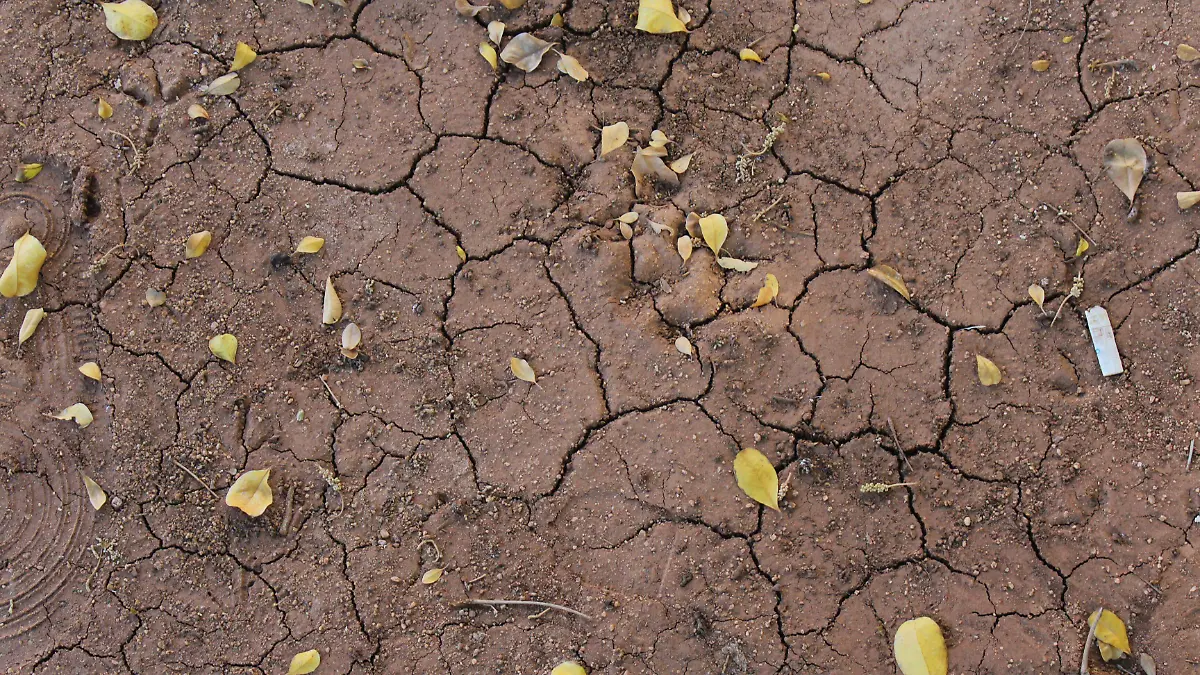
[2,0,1199,673]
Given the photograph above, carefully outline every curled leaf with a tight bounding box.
[209,333,238,363]
[631,148,679,198]
[751,273,779,308]
[552,663,587,675]
[636,0,689,34]
[1102,138,1147,203]
[617,212,639,225]
[1074,236,1089,257]
[145,288,166,307]
[225,469,273,517]
[1028,284,1045,310]
[733,447,779,511]
[0,232,48,298]
[82,474,108,510]
[323,277,343,324]
[231,42,257,71]
[619,222,634,239]
[676,235,693,262]
[455,0,489,17]
[500,33,555,73]
[976,355,1002,386]
[18,308,45,345]
[510,357,536,383]
[815,71,832,81]
[557,53,589,82]
[668,153,693,174]
[79,362,103,381]
[1088,609,1131,661]
[341,322,362,351]
[295,236,325,253]
[1031,59,1051,72]
[97,97,113,119]
[101,0,158,41]
[601,122,629,156]
[697,214,727,255]
[866,265,911,301]
[676,5,691,24]
[675,336,693,355]
[488,21,505,45]
[421,568,444,584]
[551,12,564,27]
[456,245,467,261]
[15,163,42,183]
[1176,191,1200,209]
[717,257,759,272]
[288,650,321,675]
[1178,43,1200,62]
[185,230,212,259]
[202,72,241,96]
[649,129,671,149]
[54,403,94,428]
[188,104,210,120]
[480,42,499,71]
[893,617,948,675]
[739,48,764,63]
[499,0,525,7]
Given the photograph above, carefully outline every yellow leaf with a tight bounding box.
[352,57,369,70]
[288,650,321,675]
[1028,284,1045,310]
[455,0,489,17]
[619,222,634,239]
[866,265,911,300]
[188,104,210,120]
[421,568,444,584]
[15,163,42,182]
[893,617,948,675]
[341,322,362,351]
[499,0,525,7]
[18,308,45,345]
[0,232,48,298]
[209,333,238,363]
[739,48,764,63]
[79,362,103,381]
[976,355,1002,386]
[488,21,505,45]
[54,403,94,428]
[1178,43,1200,62]
[1074,236,1089,257]
[636,0,689,34]
[297,0,314,6]
[1176,191,1200,209]
[98,97,113,119]
[1031,59,1051,72]
[295,236,325,253]
[323,277,342,324]
[145,288,166,307]
[101,0,158,41]
[83,474,107,510]
[202,72,241,96]
[618,212,639,224]
[668,153,693,174]
[551,12,565,27]
[815,71,832,81]
[480,42,499,71]
[717,257,759,272]
[751,273,779,308]
[231,42,257,71]
[677,235,693,262]
[1102,138,1147,203]
[456,245,467,261]
[499,33,556,73]
[1088,609,1131,661]
[675,336,693,355]
[649,129,671,149]
[185,230,212,259]
[557,53,589,82]
[552,663,587,675]
[510,357,536,383]
[601,122,629,156]
[225,469,273,517]
[733,448,779,511]
[698,213,727,255]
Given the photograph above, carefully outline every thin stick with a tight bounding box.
[887,417,914,473]
[170,457,221,500]
[751,194,786,223]
[1080,606,1102,675]
[319,374,344,409]
[453,598,592,620]
[1188,439,1194,472]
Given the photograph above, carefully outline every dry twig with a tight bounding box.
[1080,606,1102,675]
[170,457,221,500]
[453,598,592,620]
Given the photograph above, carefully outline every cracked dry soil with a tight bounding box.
[1,0,1199,673]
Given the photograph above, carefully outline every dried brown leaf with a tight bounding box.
[499,33,555,72]
[1102,138,1147,203]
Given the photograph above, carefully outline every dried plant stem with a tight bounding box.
[1080,606,1102,675]
[170,457,221,500]
[751,194,786,223]
[453,598,592,620]
[887,417,914,473]
[319,374,344,409]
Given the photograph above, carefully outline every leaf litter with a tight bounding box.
[500,33,556,72]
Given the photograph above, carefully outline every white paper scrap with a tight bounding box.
[1085,306,1123,376]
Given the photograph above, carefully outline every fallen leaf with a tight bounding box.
[1102,138,1147,203]
[675,336,693,355]
[677,235,693,262]
[455,0,489,17]
[421,568,444,584]
[676,5,691,24]
[1028,284,1045,310]
[488,21,505,45]
[101,0,158,41]
[601,122,629,156]
[209,334,238,363]
[1178,43,1200,61]
[647,219,673,235]
[1062,35,1073,43]
[341,322,362,351]
[740,48,764,63]
[202,72,241,96]
[188,104,210,119]
[297,0,314,6]
[0,232,48,298]
[649,129,671,149]
[668,153,693,174]
[551,12,564,27]
[225,469,273,517]
[1074,236,1089,257]
[866,265,911,301]
[145,288,166,307]
[330,0,347,6]
[557,53,589,81]
[500,33,555,72]
[717,257,759,272]
[185,230,212,259]
[733,447,779,511]
[288,650,321,675]
[83,474,108,510]
[1031,59,1051,71]
[499,0,525,7]
[619,222,634,239]
[54,403,94,428]
[295,236,325,253]
[15,163,42,182]
[1139,653,1156,675]
[815,71,832,81]
[631,148,679,198]
[18,308,45,345]
[1088,609,1131,661]
[858,0,872,4]
[79,362,102,381]
[697,213,728,255]
[618,212,639,224]
[751,273,779,308]
[1176,191,1200,209]
[456,245,467,261]
[976,355,1002,386]
[352,57,369,70]
[510,357,536,383]
[323,277,343,324]
[636,0,689,34]
[552,663,587,675]
[231,42,257,71]
[98,97,113,119]
[893,617,948,675]
[480,42,500,71]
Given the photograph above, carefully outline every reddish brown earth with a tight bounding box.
[2,0,1199,673]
